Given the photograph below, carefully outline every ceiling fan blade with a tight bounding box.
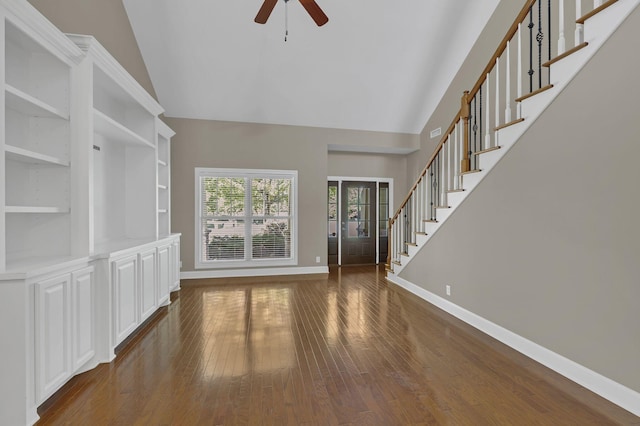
[254,0,278,24]
[299,0,329,26]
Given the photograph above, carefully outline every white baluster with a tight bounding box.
[447,135,453,191]
[576,0,584,45]
[558,0,566,54]
[452,124,458,190]
[455,121,461,189]
[440,147,449,206]
[416,179,421,232]
[485,74,491,148]
[418,179,423,231]
[495,57,500,146]
[594,0,602,7]
[400,208,404,254]
[505,41,512,123]
[517,23,523,119]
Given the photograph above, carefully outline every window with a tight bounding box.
[195,168,297,268]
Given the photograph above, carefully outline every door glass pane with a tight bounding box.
[348,187,370,238]
[328,184,337,237]
[379,186,388,237]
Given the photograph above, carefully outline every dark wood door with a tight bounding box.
[341,181,377,265]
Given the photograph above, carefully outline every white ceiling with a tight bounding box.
[123,0,499,135]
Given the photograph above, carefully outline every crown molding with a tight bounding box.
[1,0,83,65]
[66,34,164,117]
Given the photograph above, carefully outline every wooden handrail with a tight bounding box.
[468,0,537,99]
[391,0,540,225]
[391,109,461,221]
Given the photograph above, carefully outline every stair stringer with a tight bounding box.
[389,0,640,277]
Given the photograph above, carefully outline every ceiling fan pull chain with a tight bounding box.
[284,0,289,41]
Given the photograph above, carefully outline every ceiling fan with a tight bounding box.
[254,0,329,27]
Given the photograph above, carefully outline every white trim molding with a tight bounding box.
[181,266,328,280]
[386,274,640,417]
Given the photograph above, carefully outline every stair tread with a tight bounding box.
[423,219,438,223]
[515,84,554,103]
[415,231,427,235]
[435,205,451,209]
[401,252,410,257]
[391,260,402,266]
[406,242,418,247]
[543,42,588,67]
[473,146,502,156]
[495,118,525,131]
[577,0,618,24]
[461,169,482,176]
[447,189,465,193]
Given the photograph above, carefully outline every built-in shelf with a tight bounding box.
[158,160,167,167]
[5,206,69,214]
[93,109,154,148]
[5,84,68,120]
[5,144,69,167]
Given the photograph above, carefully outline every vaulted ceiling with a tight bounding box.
[123,0,499,134]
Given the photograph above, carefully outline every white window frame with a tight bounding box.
[195,168,298,269]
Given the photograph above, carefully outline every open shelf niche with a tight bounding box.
[157,119,174,238]
[66,35,164,254]
[2,13,83,270]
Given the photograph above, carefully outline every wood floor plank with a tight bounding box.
[37,266,640,425]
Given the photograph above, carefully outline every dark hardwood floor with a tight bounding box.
[37,265,639,425]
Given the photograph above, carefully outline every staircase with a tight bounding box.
[386,0,640,279]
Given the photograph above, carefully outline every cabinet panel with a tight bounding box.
[35,274,71,401]
[157,245,170,306]
[171,240,181,291]
[71,267,94,370]
[112,256,138,344]
[139,249,157,321]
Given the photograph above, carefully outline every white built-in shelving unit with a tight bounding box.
[0,3,179,425]
[157,119,174,238]
[2,12,78,272]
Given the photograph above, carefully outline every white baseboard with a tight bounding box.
[181,266,329,280]
[386,274,640,417]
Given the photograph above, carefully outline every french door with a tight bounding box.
[327,179,391,266]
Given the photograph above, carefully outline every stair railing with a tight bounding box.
[388,0,615,270]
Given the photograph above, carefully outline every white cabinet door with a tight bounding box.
[157,244,171,306]
[35,274,71,402]
[139,249,157,321]
[71,267,95,371]
[112,256,138,345]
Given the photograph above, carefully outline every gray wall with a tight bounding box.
[328,152,407,212]
[167,119,411,273]
[400,6,640,393]
[165,118,327,272]
[28,0,157,99]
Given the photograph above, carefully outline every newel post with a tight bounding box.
[386,217,393,267]
[461,91,471,173]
